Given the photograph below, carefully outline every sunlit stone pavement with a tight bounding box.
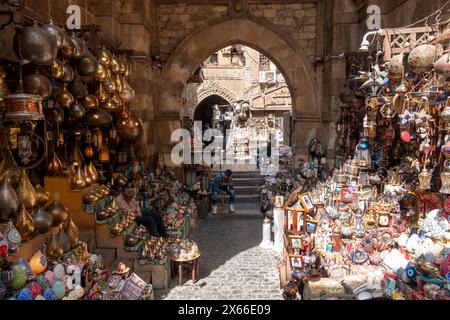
[155,203,282,300]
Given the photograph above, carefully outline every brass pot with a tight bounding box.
[23,71,52,100]
[110,56,120,74]
[103,77,116,94]
[95,83,108,103]
[17,169,38,210]
[47,152,64,176]
[84,107,113,127]
[71,166,86,190]
[20,23,58,66]
[57,84,75,108]
[0,176,19,221]
[15,204,36,241]
[46,230,64,260]
[83,193,99,205]
[84,95,99,109]
[77,41,98,77]
[33,228,53,256]
[61,64,75,83]
[46,201,69,226]
[112,73,124,93]
[97,47,112,66]
[49,59,64,79]
[87,162,99,183]
[64,218,79,250]
[41,21,64,49]
[95,63,108,82]
[120,78,135,103]
[34,185,50,207]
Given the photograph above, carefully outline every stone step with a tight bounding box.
[232,177,265,186]
[235,194,261,203]
[234,185,262,194]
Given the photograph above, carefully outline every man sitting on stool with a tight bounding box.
[211,169,235,215]
[115,188,168,237]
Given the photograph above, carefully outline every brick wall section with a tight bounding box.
[158,2,317,63]
[158,4,228,61]
[248,3,317,63]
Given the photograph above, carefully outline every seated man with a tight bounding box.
[115,188,167,237]
[211,169,236,215]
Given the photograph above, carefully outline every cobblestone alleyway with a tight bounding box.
[155,203,282,300]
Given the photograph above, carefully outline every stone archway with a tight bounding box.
[182,83,238,119]
[156,16,320,155]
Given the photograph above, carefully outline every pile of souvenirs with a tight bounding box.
[168,239,200,260]
[0,240,122,301]
[283,26,450,300]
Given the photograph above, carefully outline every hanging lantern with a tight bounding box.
[109,126,118,140]
[418,168,432,190]
[99,142,110,163]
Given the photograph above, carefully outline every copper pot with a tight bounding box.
[117,105,130,121]
[62,64,75,83]
[41,21,64,49]
[84,107,113,127]
[45,200,69,225]
[0,177,19,222]
[32,208,53,234]
[19,23,58,66]
[77,41,98,77]
[23,71,52,100]
[4,93,44,121]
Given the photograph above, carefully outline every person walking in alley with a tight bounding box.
[211,169,236,215]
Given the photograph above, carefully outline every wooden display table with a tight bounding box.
[170,253,200,285]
